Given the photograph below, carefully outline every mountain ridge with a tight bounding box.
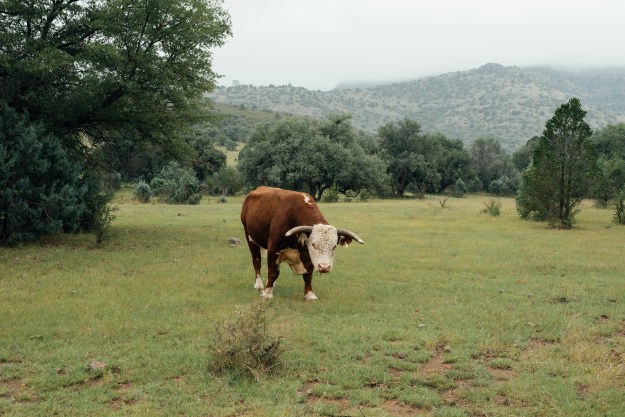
[210,64,625,151]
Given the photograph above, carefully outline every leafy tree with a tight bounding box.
[590,124,625,207]
[378,119,472,197]
[470,137,516,191]
[516,98,597,228]
[238,115,388,199]
[150,162,202,204]
[0,104,99,245]
[210,166,243,196]
[0,0,231,155]
[512,136,540,172]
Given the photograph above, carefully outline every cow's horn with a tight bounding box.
[285,225,314,237]
[337,229,365,244]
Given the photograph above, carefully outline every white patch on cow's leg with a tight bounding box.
[305,291,318,301]
[260,287,273,299]
[254,274,264,290]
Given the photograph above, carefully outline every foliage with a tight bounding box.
[470,137,516,191]
[208,302,283,380]
[0,104,107,246]
[322,183,340,203]
[512,136,540,172]
[94,203,118,246]
[591,125,625,207]
[210,166,243,196]
[613,189,625,225]
[516,98,597,228]
[451,178,468,198]
[133,181,152,203]
[0,0,231,157]
[150,162,202,205]
[211,65,625,148]
[378,119,473,197]
[188,135,228,182]
[238,115,389,199]
[482,199,502,217]
[489,175,516,196]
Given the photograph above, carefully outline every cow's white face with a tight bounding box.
[306,224,338,273]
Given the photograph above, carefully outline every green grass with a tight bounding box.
[1,195,624,416]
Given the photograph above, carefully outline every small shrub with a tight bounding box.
[133,181,151,203]
[358,189,372,202]
[208,302,283,380]
[439,195,450,208]
[322,184,340,203]
[224,139,237,151]
[483,199,502,217]
[613,189,625,225]
[150,162,202,205]
[94,202,118,246]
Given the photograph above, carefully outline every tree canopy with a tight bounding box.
[0,0,231,155]
[238,115,389,200]
[516,98,597,228]
[378,119,473,197]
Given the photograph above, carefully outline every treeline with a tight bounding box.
[127,101,625,220]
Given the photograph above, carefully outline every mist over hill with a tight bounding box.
[210,64,625,151]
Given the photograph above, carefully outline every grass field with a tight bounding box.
[1,194,624,416]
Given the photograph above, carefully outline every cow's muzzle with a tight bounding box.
[317,263,332,273]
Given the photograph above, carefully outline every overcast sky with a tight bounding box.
[212,0,625,91]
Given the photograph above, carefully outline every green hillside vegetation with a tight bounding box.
[210,64,625,151]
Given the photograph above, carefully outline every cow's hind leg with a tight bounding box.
[303,272,318,301]
[260,250,280,299]
[245,238,264,291]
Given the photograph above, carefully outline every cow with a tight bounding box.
[240,186,364,301]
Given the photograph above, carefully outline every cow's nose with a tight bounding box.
[318,263,332,273]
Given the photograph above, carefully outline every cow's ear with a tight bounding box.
[339,236,352,247]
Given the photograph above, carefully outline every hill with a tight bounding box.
[210,64,625,151]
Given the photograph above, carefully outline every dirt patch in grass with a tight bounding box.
[380,400,431,416]
[0,376,40,403]
[487,366,517,384]
[109,396,138,410]
[418,350,452,375]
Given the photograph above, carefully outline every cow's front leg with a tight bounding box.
[303,272,317,301]
[261,251,280,299]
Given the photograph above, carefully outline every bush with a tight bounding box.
[150,162,202,205]
[0,104,108,245]
[483,199,502,217]
[133,181,151,203]
[208,302,283,380]
[613,189,625,225]
[94,203,118,246]
[322,183,340,203]
[489,175,515,196]
[451,178,467,198]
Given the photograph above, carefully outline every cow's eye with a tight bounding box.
[333,245,337,250]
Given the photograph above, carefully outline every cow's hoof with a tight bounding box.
[254,277,264,290]
[305,292,318,301]
[260,288,273,299]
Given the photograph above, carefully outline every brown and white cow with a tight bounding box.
[240,186,364,301]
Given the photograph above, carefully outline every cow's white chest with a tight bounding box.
[278,248,308,275]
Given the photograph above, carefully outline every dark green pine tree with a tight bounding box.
[516,98,597,228]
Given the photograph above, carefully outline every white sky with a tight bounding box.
[212,0,625,91]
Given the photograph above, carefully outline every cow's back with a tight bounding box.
[241,187,326,249]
